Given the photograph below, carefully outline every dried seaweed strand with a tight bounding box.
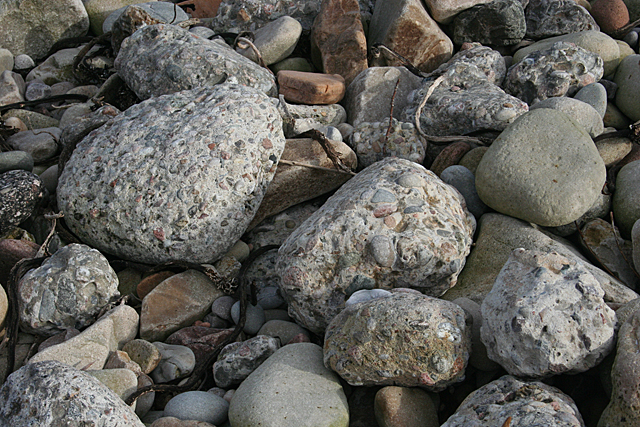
[0,94,89,114]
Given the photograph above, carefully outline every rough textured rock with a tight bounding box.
[374,386,439,427]
[83,0,157,35]
[57,84,285,265]
[0,170,44,234]
[324,293,471,390]
[0,360,144,426]
[276,157,475,333]
[115,24,277,100]
[349,119,426,168]
[211,0,322,33]
[228,343,349,427]
[107,2,189,40]
[0,71,25,107]
[0,0,89,60]
[213,335,280,388]
[475,108,606,227]
[481,248,616,378]
[310,0,368,86]
[122,339,162,375]
[18,243,119,335]
[614,55,640,122]
[525,0,599,39]
[452,0,526,46]
[441,375,584,426]
[505,42,604,105]
[529,96,604,137]
[368,0,453,73]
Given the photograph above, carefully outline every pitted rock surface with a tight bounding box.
[431,44,507,85]
[115,24,277,100]
[0,360,144,426]
[0,169,44,234]
[57,84,285,264]
[18,243,119,335]
[324,293,471,390]
[349,119,426,168]
[441,375,584,426]
[276,157,475,333]
[525,0,599,39]
[481,248,616,378]
[213,335,280,388]
[504,41,604,105]
[211,0,322,33]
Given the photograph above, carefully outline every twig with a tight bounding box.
[0,94,89,114]
[370,43,425,78]
[35,212,64,258]
[296,129,354,174]
[575,221,626,285]
[235,36,273,75]
[384,78,400,144]
[610,212,640,282]
[611,17,640,39]
[502,417,512,427]
[279,159,356,175]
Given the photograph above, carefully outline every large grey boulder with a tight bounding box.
[276,157,475,333]
[0,360,144,426]
[529,96,604,137]
[475,108,606,227]
[614,54,640,123]
[324,293,471,390]
[18,244,119,336]
[115,24,277,100]
[525,0,599,39]
[57,84,285,264]
[228,343,349,427]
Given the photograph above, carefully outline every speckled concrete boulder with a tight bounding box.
[525,0,598,39]
[0,170,44,234]
[213,335,280,388]
[349,119,426,168]
[481,248,616,378]
[475,108,606,227]
[505,42,603,105]
[57,84,285,264]
[324,293,470,390]
[18,244,119,336]
[211,0,322,33]
[276,157,475,333]
[441,375,584,426]
[0,360,144,426]
[115,24,277,100]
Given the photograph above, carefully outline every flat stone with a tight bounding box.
[422,0,493,23]
[230,301,266,335]
[574,82,608,118]
[86,368,139,406]
[236,16,302,66]
[0,151,33,174]
[165,326,234,366]
[26,47,89,85]
[596,135,634,167]
[0,71,25,106]
[278,71,346,105]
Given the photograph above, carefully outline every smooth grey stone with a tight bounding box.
[0,151,33,174]
[440,165,487,219]
[633,219,640,273]
[38,164,58,194]
[614,54,640,121]
[211,295,237,321]
[236,16,302,66]
[190,25,217,39]
[163,391,229,425]
[231,301,266,335]
[6,127,61,163]
[345,288,392,306]
[613,160,640,238]
[529,96,604,137]
[24,79,51,101]
[150,342,195,384]
[574,82,607,118]
[256,286,285,310]
[257,320,309,345]
[13,54,34,71]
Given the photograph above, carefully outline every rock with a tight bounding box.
[244,201,322,247]
[211,296,236,320]
[211,0,322,34]
[543,191,612,237]
[346,288,393,306]
[0,360,144,426]
[525,0,599,39]
[440,165,487,219]
[136,271,174,300]
[591,0,630,34]
[277,70,346,104]
[422,0,493,23]
[122,339,162,375]
[86,368,139,406]
[140,270,224,342]
[441,375,584,426]
[349,119,426,168]
[230,301,266,335]
[57,84,285,264]
[429,142,473,177]
[0,71,25,106]
[0,0,89,60]
[163,391,229,425]
[165,326,234,366]
[249,136,356,228]
[2,109,59,129]
[613,160,640,238]
[452,297,500,371]
[106,2,189,36]
[325,293,470,390]
[257,320,310,346]
[368,0,453,73]
[575,82,608,118]
[0,170,44,235]
[24,79,51,101]
[271,57,315,74]
[115,24,276,100]
[512,30,620,78]
[344,67,423,127]
[150,342,195,383]
[614,54,640,122]
[0,151,33,174]
[29,304,139,370]
[596,135,634,167]
[59,102,95,130]
[529,96,604,137]
[84,0,157,35]
[0,49,13,73]
[0,238,39,288]
[26,47,89,85]
[151,418,215,427]
[475,108,606,227]
[213,335,280,388]
[104,350,143,375]
[505,42,604,105]
[38,164,58,195]
[617,39,635,60]
[441,213,639,306]
[18,243,119,335]
[236,16,302,66]
[228,343,349,427]
[6,127,61,163]
[13,54,34,71]
[458,146,487,174]
[309,0,368,84]
[634,220,640,273]
[374,386,439,427]
[276,157,475,333]
[604,101,631,129]
[452,0,526,46]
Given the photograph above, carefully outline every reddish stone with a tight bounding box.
[137,270,174,300]
[165,326,235,365]
[177,0,221,18]
[310,0,368,86]
[277,71,346,105]
[590,0,630,34]
[0,239,39,287]
[429,141,472,177]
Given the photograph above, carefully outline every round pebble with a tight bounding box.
[0,151,33,174]
[211,296,237,321]
[163,391,229,425]
[230,301,266,335]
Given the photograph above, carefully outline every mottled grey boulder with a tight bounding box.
[481,248,616,378]
[452,0,526,46]
[441,375,584,426]
[213,335,280,388]
[529,96,604,137]
[276,157,475,333]
[349,119,426,168]
[115,24,277,100]
[324,293,471,390]
[0,169,44,234]
[228,343,348,427]
[525,0,599,39]
[505,41,604,105]
[613,160,640,238]
[475,108,606,227]
[0,360,144,426]
[18,244,119,335]
[57,84,285,264]
[211,0,322,33]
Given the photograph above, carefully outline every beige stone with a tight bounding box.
[423,0,493,23]
[278,71,346,105]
